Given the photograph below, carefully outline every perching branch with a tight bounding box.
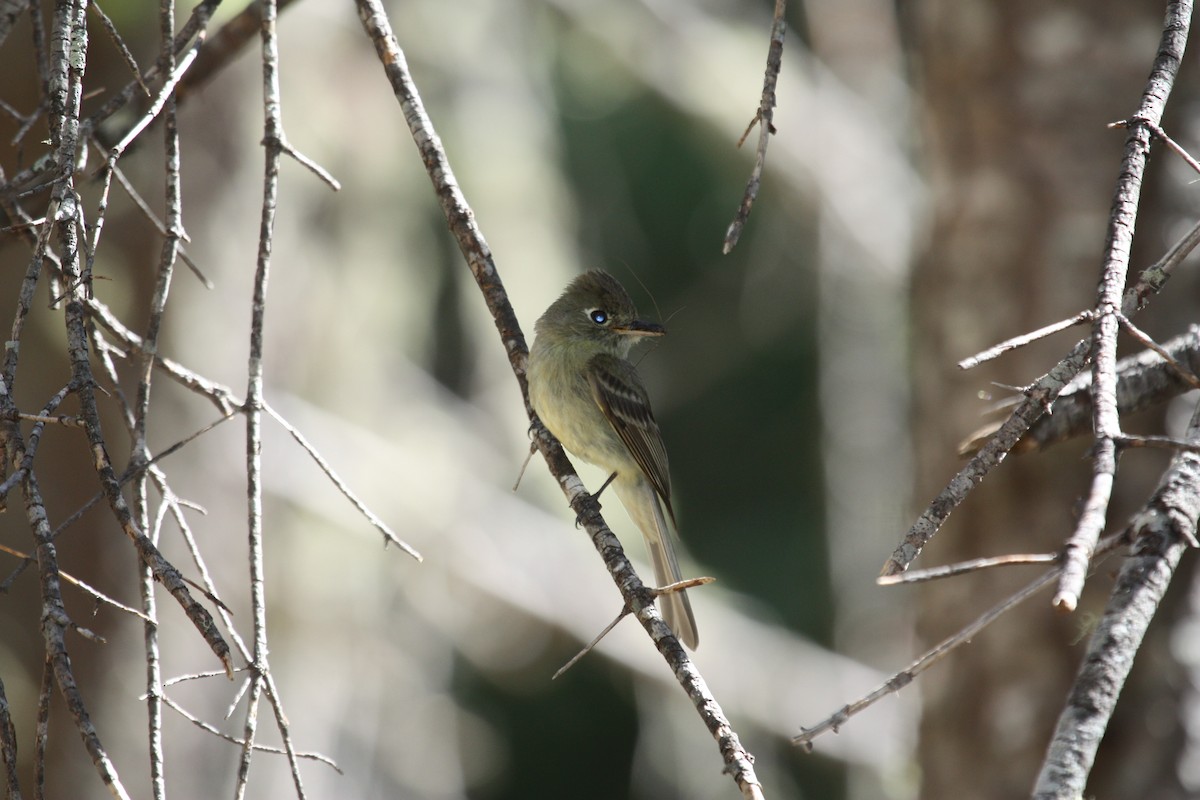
[353,2,766,798]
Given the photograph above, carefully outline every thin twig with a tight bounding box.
[882,341,1090,576]
[0,543,154,622]
[16,412,83,426]
[138,1,186,791]
[1055,4,1190,613]
[797,570,1058,750]
[512,440,536,491]
[83,41,202,299]
[1138,117,1200,176]
[27,469,131,799]
[235,1,308,796]
[1116,433,1200,456]
[553,608,632,681]
[1116,313,1200,390]
[0,383,73,509]
[552,576,716,679]
[958,328,1200,457]
[264,403,421,559]
[804,530,1130,750]
[958,311,1092,370]
[1126,214,1200,313]
[161,695,342,772]
[89,1,152,97]
[723,0,786,255]
[876,552,1059,585]
[96,149,213,288]
[280,139,340,192]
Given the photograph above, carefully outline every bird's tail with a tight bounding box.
[614,478,699,649]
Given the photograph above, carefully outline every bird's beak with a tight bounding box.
[617,319,666,337]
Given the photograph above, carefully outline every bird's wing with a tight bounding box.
[586,353,675,522]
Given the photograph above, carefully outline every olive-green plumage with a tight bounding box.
[527,270,698,649]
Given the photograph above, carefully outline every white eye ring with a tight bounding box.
[588,308,610,325]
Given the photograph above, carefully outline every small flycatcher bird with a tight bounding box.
[527,270,699,649]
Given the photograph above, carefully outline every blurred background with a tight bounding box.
[2,0,1200,798]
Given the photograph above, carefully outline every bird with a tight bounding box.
[526,270,699,649]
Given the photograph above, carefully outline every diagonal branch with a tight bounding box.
[353,2,765,797]
[1033,394,1200,797]
[960,327,1200,457]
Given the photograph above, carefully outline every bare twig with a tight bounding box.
[161,695,342,773]
[1055,2,1191,613]
[552,576,715,680]
[723,0,786,255]
[882,341,1091,576]
[1126,214,1200,312]
[797,570,1059,750]
[512,440,537,491]
[885,203,1198,575]
[235,2,308,797]
[1137,117,1200,176]
[1034,394,1200,796]
[959,328,1200,457]
[1116,434,1200,457]
[84,40,202,299]
[103,160,212,287]
[136,2,187,793]
[958,311,1092,370]
[0,383,73,508]
[1116,314,1200,390]
[0,543,154,622]
[89,1,152,97]
[354,3,765,797]
[280,139,340,192]
[876,552,1059,585]
[264,403,421,559]
[173,0,300,104]
[805,530,1130,750]
[553,609,633,681]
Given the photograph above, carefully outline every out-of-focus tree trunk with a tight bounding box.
[908,2,1197,797]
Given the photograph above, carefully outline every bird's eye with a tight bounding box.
[588,308,610,325]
